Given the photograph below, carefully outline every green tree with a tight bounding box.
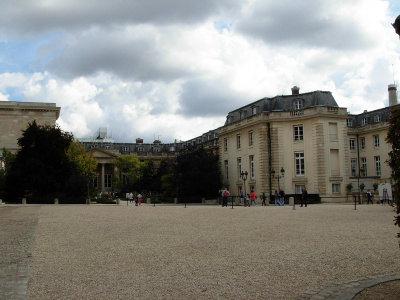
[137,160,157,194]
[174,145,221,201]
[5,121,79,199]
[387,106,400,247]
[112,154,144,194]
[66,140,98,177]
[0,148,16,199]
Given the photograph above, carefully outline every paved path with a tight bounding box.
[0,206,40,300]
[0,204,399,299]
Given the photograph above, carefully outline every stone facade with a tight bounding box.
[0,101,60,152]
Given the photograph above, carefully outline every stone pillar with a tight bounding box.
[101,163,105,191]
[289,197,294,206]
[146,198,151,204]
[22,198,26,205]
[54,198,59,205]
[174,198,178,204]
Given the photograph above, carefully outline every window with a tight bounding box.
[360,137,366,150]
[349,139,356,151]
[105,174,112,188]
[347,119,353,127]
[249,131,253,146]
[250,156,254,179]
[332,184,340,194]
[153,147,159,153]
[293,125,304,141]
[295,184,305,194]
[351,159,357,177]
[361,158,367,176]
[237,134,241,149]
[122,146,129,152]
[375,156,381,176]
[224,138,228,152]
[138,147,144,153]
[329,123,338,141]
[252,106,257,115]
[374,114,381,122]
[224,160,229,180]
[91,177,98,188]
[373,135,380,148]
[294,100,303,110]
[105,145,110,149]
[361,118,367,126]
[238,158,242,179]
[295,152,305,176]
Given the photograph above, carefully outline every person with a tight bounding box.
[301,187,308,207]
[279,189,285,206]
[129,192,133,203]
[250,190,257,206]
[366,189,373,204]
[222,188,229,207]
[245,194,250,207]
[240,192,244,205]
[274,190,280,206]
[137,193,142,206]
[218,190,222,205]
[261,193,267,206]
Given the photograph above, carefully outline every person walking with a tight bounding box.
[245,194,250,207]
[261,193,267,206]
[222,188,230,207]
[250,190,257,206]
[366,189,373,204]
[274,190,280,206]
[279,189,285,206]
[301,187,308,207]
[137,193,142,206]
[129,192,133,203]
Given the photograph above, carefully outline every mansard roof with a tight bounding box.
[225,90,338,125]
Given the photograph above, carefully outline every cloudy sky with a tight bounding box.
[1,0,400,143]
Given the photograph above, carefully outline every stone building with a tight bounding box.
[0,101,61,153]
[218,86,397,202]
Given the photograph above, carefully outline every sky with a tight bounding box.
[1,0,400,143]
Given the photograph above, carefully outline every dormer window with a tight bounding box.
[294,99,303,110]
[239,110,247,120]
[374,114,381,122]
[251,106,257,115]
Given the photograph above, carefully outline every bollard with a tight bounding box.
[22,198,27,205]
[202,198,205,204]
[146,198,151,204]
[116,198,120,205]
[174,198,178,204]
[54,198,59,205]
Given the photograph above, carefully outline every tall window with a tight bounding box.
[374,114,381,122]
[375,156,381,176]
[250,156,254,179]
[237,134,241,149]
[360,137,366,150]
[351,159,357,177]
[332,184,340,194]
[361,157,367,176]
[295,152,305,176]
[252,106,257,115]
[373,135,380,148]
[224,160,229,180]
[105,174,112,188]
[295,184,305,194]
[224,138,228,152]
[361,118,367,126]
[122,146,129,152]
[249,131,253,146]
[349,139,356,151]
[294,125,304,141]
[347,119,353,127]
[238,158,242,179]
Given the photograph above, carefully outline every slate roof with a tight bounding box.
[225,90,338,125]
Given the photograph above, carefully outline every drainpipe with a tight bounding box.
[268,123,272,197]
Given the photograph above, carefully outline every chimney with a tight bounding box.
[388,84,398,106]
[136,138,143,144]
[291,86,300,95]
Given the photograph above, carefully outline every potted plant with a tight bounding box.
[346,183,353,193]
[359,183,365,192]
[373,183,379,192]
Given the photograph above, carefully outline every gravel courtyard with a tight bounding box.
[25,204,400,299]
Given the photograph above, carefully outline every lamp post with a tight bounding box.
[240,171,248,207]
[271,167,285,190]
[352,167,365,210]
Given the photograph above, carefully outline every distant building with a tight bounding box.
[0,101,61,153]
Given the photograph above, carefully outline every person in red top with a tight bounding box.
[250,190,257,206]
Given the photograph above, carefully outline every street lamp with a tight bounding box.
[271,167,285,190]
[240,171,248,207]
[352,167,365,209]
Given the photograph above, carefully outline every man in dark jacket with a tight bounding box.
[301,187,308,207]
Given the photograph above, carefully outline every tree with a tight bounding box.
[5,121,79,199]
[112,154,144,194]
[386,106,400,247]
[66,140,98,176]
[174,145,222,200]
[0,148,16,199]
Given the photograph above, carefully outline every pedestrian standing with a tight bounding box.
[274,190,279,206]
[129,192,133,203]
[245,194,250,207]
[279,189,285,206]
[301,187,308,207]
[222,188,229,207]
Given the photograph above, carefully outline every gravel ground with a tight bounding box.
[25,204,400,300]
